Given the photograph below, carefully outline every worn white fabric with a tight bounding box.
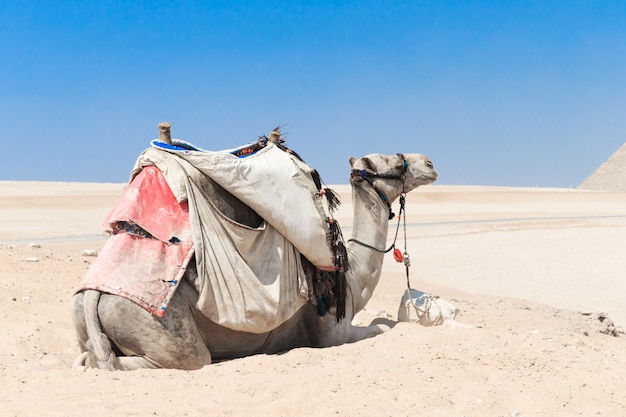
[133,143,335,268]
[186,177,309,332]
[130,143,336,333]
[397,289,458,326]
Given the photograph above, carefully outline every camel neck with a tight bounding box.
[346,182,391,312]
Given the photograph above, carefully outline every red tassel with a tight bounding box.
[393,248,404,263]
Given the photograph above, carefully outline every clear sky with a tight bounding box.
[2,1,625,187]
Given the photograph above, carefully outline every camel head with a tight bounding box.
[349,153,438,209]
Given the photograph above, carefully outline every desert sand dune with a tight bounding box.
[1,181,625,416]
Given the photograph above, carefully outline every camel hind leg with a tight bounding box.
[71,350,160,371]
[71,289,212,370]
[71,291,119,370]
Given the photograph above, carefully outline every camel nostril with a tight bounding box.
[425,160,434,169]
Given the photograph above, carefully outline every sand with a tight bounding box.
[1,181,626,416]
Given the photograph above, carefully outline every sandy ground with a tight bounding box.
[1,180,626,416]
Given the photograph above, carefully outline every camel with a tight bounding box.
[70,151,438,370]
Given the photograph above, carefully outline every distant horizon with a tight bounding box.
[2,1,625,188]
[0,138,621,189]
[0,177,610,190]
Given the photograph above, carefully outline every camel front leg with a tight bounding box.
[313,315,395,347]
[348,317,396,343]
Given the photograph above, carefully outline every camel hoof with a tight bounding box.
[72,352,89,372]
[376,323,391,333]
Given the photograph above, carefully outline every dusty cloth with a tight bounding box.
[397,289,458,326]
[133,141,336,269]
[186,177,309,332]
[79,141,336,333]
[78,166,194,316]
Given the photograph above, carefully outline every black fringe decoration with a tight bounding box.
[328,220,349,273]
[323,187,341,213]
[334,269,347,321]
[311,169,322,191]
[328,218,348,321]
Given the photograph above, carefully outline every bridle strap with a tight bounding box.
[350,170,395,220]
[347,238,394,253]
[347,154,408,251]
[349,153,408,221]
[348,193,406,253]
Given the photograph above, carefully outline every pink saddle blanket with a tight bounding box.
[77,166,194,317]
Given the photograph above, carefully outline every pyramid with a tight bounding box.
[578,142,626,191]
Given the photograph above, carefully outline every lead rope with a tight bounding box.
[396,194,435,323]
[402,194,410,287]
[389,193,412,284]
[398,194,415,297]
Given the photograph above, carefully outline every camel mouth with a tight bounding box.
[423,167,438,182]
[421,158,437,181]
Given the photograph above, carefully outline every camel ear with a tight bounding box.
[361,157,374,171]
[349,156,357,167]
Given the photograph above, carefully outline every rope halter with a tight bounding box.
[348,153,409,253]
[350,153,408,220]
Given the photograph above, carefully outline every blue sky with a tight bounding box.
[2,1,625,187]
